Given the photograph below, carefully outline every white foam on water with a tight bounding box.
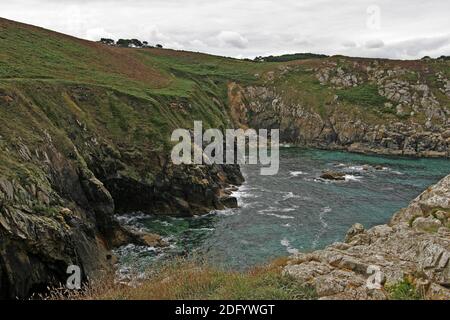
[257,207,276,213]
[289,171,306,177]
[226,184,260,210]
[344,174,363,182]
[280,238,299,254]
[232,190,254,199]
[116,212,149,225]
[278,207,296,212]
[347,165,366,172]
[312,206,332,249]
[192,227,215,232]
[281,191,302,200]
[258,208,295,219]
[318,208,331,229]
[307,177,332,184]
[232,185,260,206]
[215,208,237,216]
[265,213,295,219]
[156,220,172,227]
[319,206,332,229]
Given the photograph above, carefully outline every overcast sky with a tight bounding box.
[1,0,450,59]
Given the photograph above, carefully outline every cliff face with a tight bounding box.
[228,58,450,157]
[284,174,450,300]
[0,83,242,299]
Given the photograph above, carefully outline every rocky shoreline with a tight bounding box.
[284,174,450,300]
[227,58,450,159]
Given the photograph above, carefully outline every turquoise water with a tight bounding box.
[116,149,450,272]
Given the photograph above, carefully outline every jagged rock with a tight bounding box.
[137,232,167,247]
[284,174,450,300]
[321,171,345,181]
[412,217,442,232]
[220,196,238,208]
[345,223,365,243]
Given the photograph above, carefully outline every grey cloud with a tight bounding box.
[401,36,450,56]
[217,31,249,49]
[342,40,356,48]
[365,39,384,49]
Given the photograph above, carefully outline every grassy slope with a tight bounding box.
[0,18,263,183]
[1,18,448,142]
[47,258,317,300]
[0,18,269,97]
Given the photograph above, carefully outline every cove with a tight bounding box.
[115,148,450,272]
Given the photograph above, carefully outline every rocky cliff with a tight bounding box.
[228,58,450,157]
[0,84,243,299]
[284,174,450,300]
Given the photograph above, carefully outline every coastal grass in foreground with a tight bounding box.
[43,257,426,300]
[44,258,317,300]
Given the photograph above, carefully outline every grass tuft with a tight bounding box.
[337,84,387,107]
[386,278,423,300]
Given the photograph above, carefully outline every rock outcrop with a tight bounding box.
[320,171,346,181]
[284,174,450,300]
[228,58,450,158]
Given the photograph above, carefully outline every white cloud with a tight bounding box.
[189,39,207,48]
[0,0,449,59]
[85,27,115,41]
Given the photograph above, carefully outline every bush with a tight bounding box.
[100,38,115,46]
[254,53,328,62]
[116,39,131,47]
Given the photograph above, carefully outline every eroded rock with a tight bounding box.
[284,174,450,300]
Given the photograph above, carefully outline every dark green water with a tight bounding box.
[115,149,450,274]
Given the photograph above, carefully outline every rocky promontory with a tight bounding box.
[228,58,450,158]
[284,174,450,300]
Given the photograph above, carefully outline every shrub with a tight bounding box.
[254,53,329,62]
[337,84,388,107]
[386,278,423,300]
[100,38,115,46]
